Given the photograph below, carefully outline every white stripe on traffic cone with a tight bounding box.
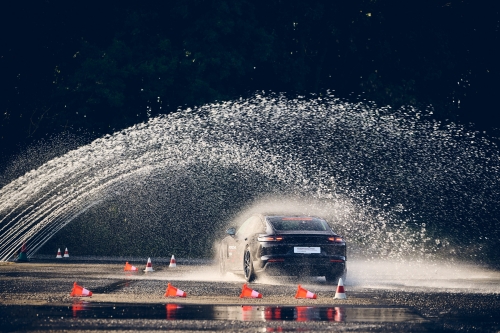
[334,278,347,299]
[144,257,154,272]
[169,255,177,268]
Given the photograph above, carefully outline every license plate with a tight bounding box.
[294,247,320,254]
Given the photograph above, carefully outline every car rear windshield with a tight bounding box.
[267,217,330,231]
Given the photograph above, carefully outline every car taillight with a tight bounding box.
[330,259,345,263]
[268,258,285,262]
[258,235,284,242]
[328,236,344,243]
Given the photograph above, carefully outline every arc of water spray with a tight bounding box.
[0,130,308,261]
[1,93,499,261]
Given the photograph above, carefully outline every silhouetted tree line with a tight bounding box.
[1,0,499,162]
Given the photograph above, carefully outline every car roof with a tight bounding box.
[259,215,338,235]
[261,214,324,220]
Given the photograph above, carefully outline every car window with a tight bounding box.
[237,216,264,237]
[250,217,265,233]
[236,219,250,237]
[267,217,329,231]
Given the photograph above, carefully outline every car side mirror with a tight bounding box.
[226,227,236,236]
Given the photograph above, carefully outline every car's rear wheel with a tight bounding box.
[325,273,340,285]
[243,250,256,282]
[325,271,346,285]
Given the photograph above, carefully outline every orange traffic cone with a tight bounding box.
[63,247,70,258]
[334,278,347,299]
[56,248,63,258]
[164,283,187,297]
[144,257,154,272]
[264,307,282,320]
[70,282,93,297]
[327,307,335,321]
[72,300,89,317]
[241,305,255,321]
[124,262,138,271]
[239,284,262,298]
[166,303,181,320]
[295,306,312,321]
[327,307,345,321]
[295,285,317,299]
[169,255,177,268]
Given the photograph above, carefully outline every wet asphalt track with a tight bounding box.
[0,257,499,332]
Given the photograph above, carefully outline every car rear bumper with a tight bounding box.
[256,255,346,277]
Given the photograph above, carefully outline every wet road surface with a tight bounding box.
[0,257,499,332]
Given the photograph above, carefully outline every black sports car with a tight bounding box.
[218,214,346,283]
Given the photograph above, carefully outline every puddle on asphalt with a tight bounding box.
[1,302,425,323]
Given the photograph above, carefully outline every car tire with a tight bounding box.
[243,249,256,282]
[219,246,226,276]
[325,272,346,285]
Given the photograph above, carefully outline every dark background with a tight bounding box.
[1,0,500,262]
[1,0,499,168]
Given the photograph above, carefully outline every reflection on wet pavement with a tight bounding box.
[0,301,423,326]
[68,302,423,323]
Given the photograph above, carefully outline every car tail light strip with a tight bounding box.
[258,236,284,242]
[328,236,344,243]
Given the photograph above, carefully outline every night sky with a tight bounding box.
[1,0,499,164]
